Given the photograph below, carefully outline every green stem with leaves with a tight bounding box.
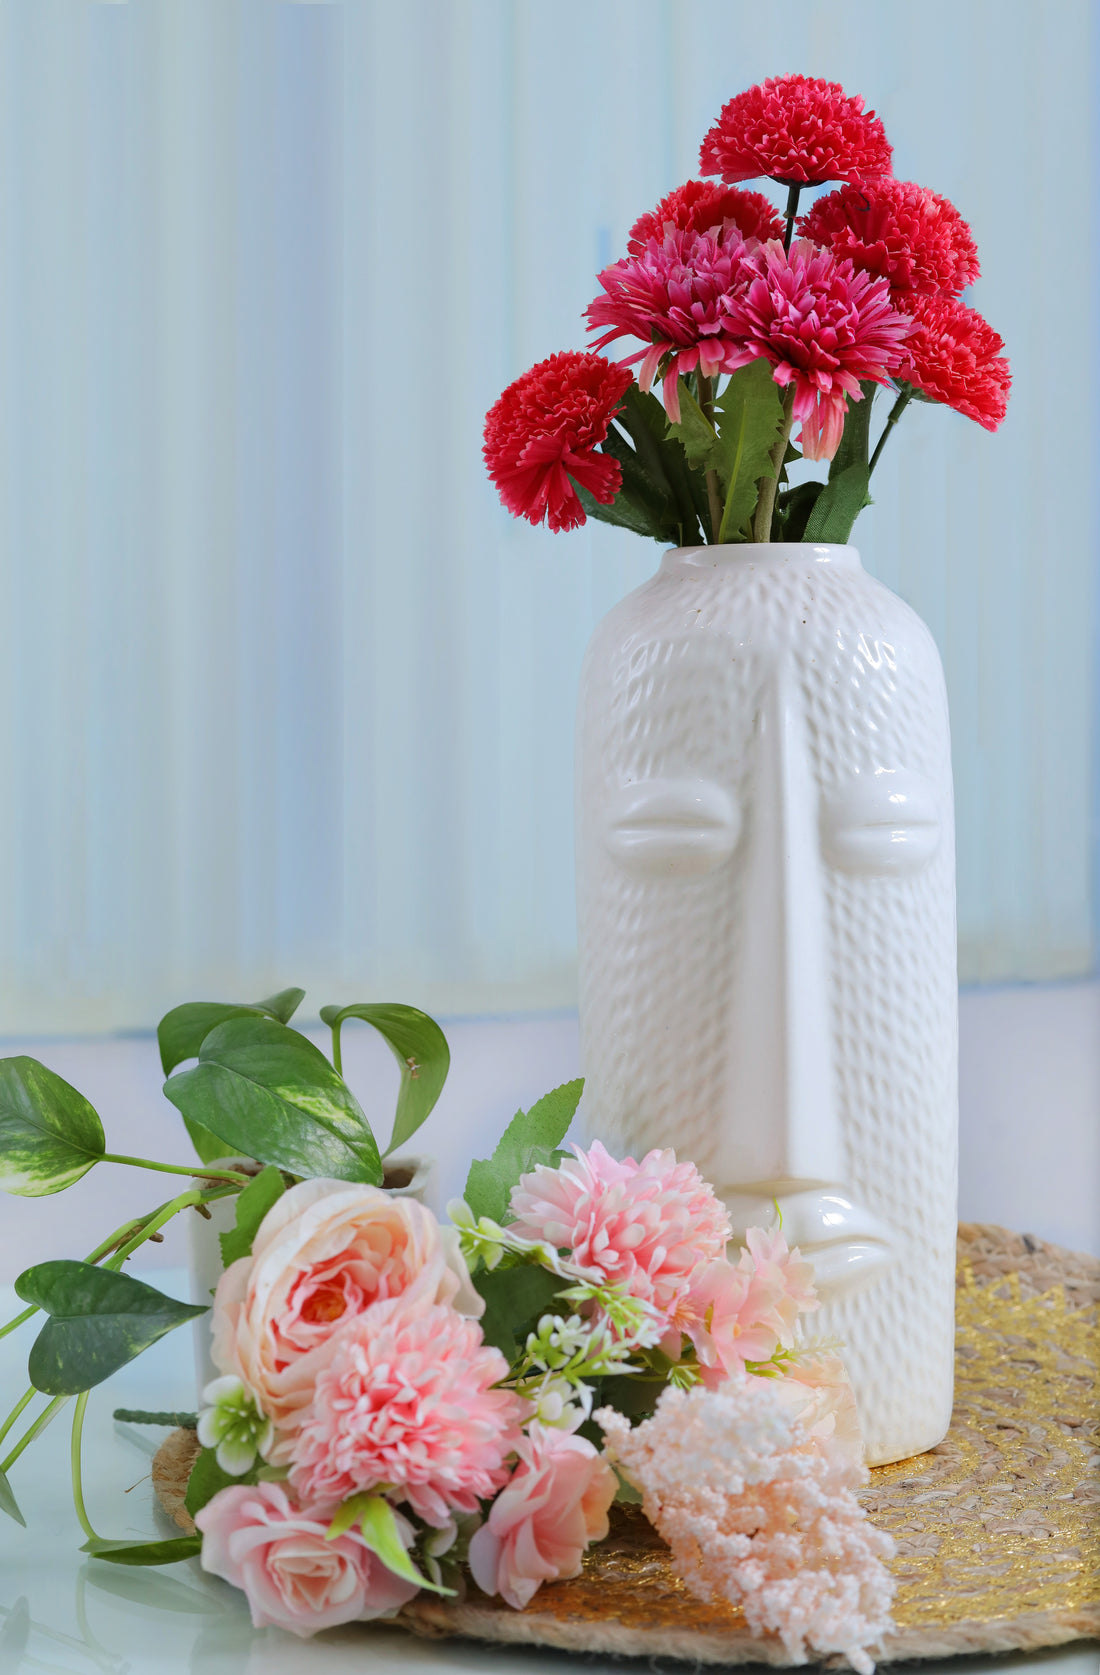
[695,373,724,542]
[752,394,796,543]
[868,385,914,474]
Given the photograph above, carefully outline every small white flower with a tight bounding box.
[197,1375,274,1476]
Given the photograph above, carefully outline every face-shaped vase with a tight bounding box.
[575,545,957,1465]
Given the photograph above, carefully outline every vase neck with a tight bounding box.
[661,543,862,575]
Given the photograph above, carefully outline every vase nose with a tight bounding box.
[716,669,842,1192]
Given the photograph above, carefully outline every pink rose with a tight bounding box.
[467,1422,617,1610]
[195,1481,418,1636]
[210,1178,481,1455]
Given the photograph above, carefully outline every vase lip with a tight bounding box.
[661,543,862,573]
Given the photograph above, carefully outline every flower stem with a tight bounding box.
[868,385,914,475]
[330,1022,343,1076]
[696,373,723,542]
[782,183,802,252]
[104,1185,239,1269]
[1,1394,69,1474]
[0,1386,35,1452]
[100,1153,251,1186]
[71,1392,99,1542]
[0,1305,36,1344]
[752,395,796,543]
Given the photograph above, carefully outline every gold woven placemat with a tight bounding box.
[152,1223,1100,1664]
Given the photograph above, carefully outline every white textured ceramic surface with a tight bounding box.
[576,545,958,1466]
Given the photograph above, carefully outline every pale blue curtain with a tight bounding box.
[0,0,1093,1033]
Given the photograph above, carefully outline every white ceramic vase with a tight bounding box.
[575,543,958,1466]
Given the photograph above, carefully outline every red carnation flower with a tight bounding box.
[699,74,892,187]
[798,178,979,300]
[722,240,910,460]
[586,227,752,422]
[483,352,632,533]
[896,294,1010,431]
[627,181,783,256]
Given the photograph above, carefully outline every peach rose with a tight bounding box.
[467,1422,617,1609]
[195,1480,418,1635]
[210,1178,481,1454]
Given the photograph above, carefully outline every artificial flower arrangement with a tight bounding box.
[0,984,896,1669]
[484,73,1010,546]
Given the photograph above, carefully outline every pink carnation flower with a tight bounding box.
[585,228,753,422]
[195,1480,418,1636]
[799,178,980,300]
[897,293,1010,431]
[288,1296,526,1527]
[741,1225,820,1339]
[598,1382,894,1675]
[467,1422,617,1609]
[722,239,910,460]
[699,74,893,187]
[686,1227,819,1384]
[508,1140,731,1327]
[627,180,783,255]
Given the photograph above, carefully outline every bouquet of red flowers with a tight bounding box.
[484,74,1010,549]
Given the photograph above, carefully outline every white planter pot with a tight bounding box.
[575,544,958,1466]
[188,1157,435,1398]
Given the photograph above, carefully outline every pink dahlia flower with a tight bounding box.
[210,1179,481,1456]
[599,1383,894,1675]
[799,178,980,300]
[586,227,753,422]
[467,1422,617,1609]
[627,180,783,256]
[287,1296,526,1527]
[195,1480,418,1636]
[722,239,910,460]
[699,74,893,187]
[896,293,1010,431]
[482,351,632,534]
[508,1140,731,1326]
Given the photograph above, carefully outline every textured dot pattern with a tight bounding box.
[576,551,957,1463]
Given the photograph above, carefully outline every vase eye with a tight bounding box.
[604,776,741,879]
[821,769,942,877]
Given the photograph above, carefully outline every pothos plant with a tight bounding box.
[482,73,1010,550]
[0,986,450,1552]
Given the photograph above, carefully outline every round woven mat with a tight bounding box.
[153,1223,1099,1665]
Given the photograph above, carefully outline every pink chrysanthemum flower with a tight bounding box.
[287,1297,526,1527]
[586,228,752,422]
[896,293,1010,431]
[508,1140,731,1325]
[483,351,632,534]
[798,178,980,300]
[722,239,910,460]
[627,180,783,256]
[699,74,893,187]
[598,1383,895,1675]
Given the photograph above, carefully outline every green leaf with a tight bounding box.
[665,381,720,472]
[157,988,307,1077]
[464,1079,584,1223]
[803,461,872,544]
[473,1265,564,1360]
[0,1057,105,1198]
[317,1004,450,1157]
[0,1465,25,1526]
[713,360,785,541]
[219,1166,286,1267]
[774,480,825,544]
[338,1494,453,1596]
[571,478,670,541]
[82,1535,202,1566]
[827,381,878,481]
[184,1445,259,1519]
[163,1017,382,1186]
[617,384,707,546]
[16,1263,208,1395]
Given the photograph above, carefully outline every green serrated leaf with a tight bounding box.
[571,477,670,541]
[827,381,878,481]
[774,480,825,544]
[713,360,785,541]
[317,1004,449,1157]
[163,1017,382,1186]
[184,1445,259,1519]
[82,1535,202,1566]
[473,1265,564,1360]
[356,1495,454,1596]
[0,1465,25,1526]
[803,461,872,544]
[0,1058,105,1198]
[463,1079,584,1223]
[665,381,719,472]
[16,1263,207,1395]
[219,1166,286,1268]
[614,388,705,546]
